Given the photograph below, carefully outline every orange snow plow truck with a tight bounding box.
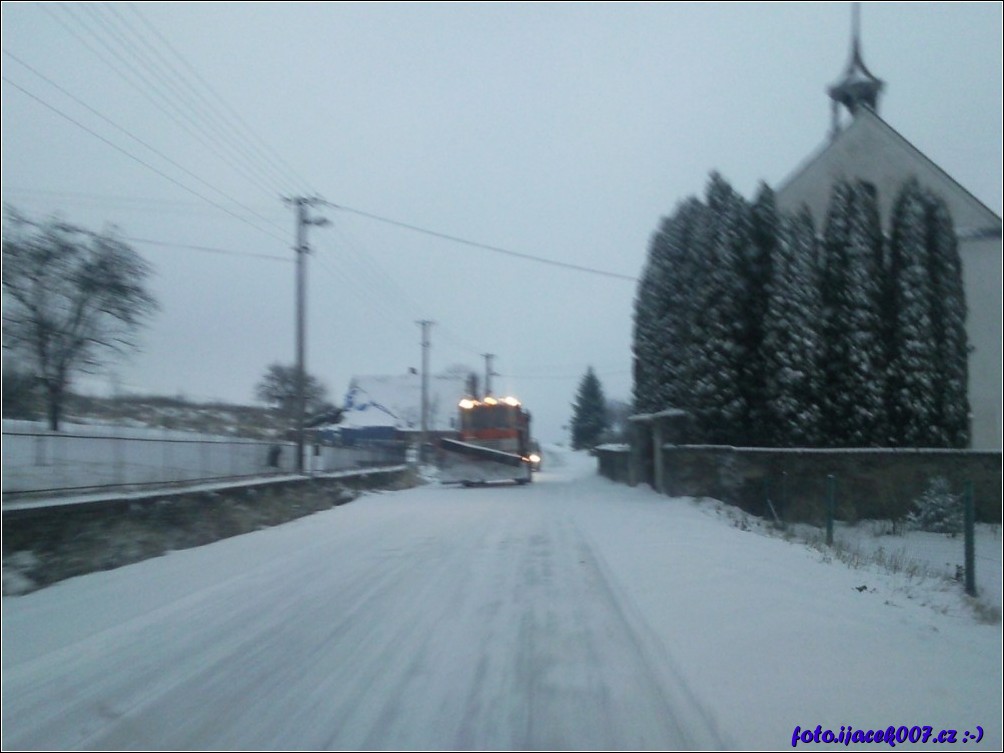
[437,396,539,486]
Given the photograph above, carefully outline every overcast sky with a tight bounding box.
[2,2,1001,442]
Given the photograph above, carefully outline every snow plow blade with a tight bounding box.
[437,438,532,485]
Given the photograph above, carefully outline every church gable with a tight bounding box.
[776,108,1002,236]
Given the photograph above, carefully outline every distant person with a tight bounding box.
[267,444,282,469]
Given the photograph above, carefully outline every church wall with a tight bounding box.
[961,236,1003,450]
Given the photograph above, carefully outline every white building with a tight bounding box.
[340,372,470,435]
[774,16,1002,449]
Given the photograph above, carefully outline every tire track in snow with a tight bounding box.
[3,499,483,749]
[3,471,724,749]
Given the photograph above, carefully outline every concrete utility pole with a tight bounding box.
[284,196,328,473]
[417,320,435,457]
[482,353,496,396]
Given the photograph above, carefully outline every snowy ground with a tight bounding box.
[2,448,1000,750]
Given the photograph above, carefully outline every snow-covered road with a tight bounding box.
[3,449,1000,750]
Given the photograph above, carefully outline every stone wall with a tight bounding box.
[662,446,1001,524]
[597,440,1001,525]
[595,445,631,484]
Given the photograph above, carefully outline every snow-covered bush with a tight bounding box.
[907,476,962,534]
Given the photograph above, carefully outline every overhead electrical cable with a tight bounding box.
[44,2,282,200]
[124,236,291,263]
[324,223,502,357]
[2,76,288,244]
[497,370,631,381]
[125,1,315,194]
[76,1,288,197]
[102,2,300,195]
[317,234,446,343]
[315,225,486,360]
[324,202,639,283]
[326,225,440,324]
[2,50,288,236]
[2,188,284,220]
[309,245,425,340]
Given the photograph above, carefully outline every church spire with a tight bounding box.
[827,3,884,134]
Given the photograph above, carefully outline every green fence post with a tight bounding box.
[964,480,976,598]
[826,474,836,547]
[781,471,788,520]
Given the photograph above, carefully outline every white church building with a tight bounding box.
[774,13,1002,449]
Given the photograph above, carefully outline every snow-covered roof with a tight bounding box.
[340,374,470,431]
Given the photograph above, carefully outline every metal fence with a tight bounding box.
[594,444,1001,601]
[1,427,409,498]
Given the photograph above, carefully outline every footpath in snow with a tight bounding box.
[2,448,1000,750]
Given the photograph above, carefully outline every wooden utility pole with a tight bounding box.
[482,353,496,397]
[417,320,435,456]
[284,196,328,473]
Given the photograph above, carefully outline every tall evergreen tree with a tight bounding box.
[655,198,707,416]
[820,181,852,443]
[923,189,970,447]
[571,367,608,450]
[634,212,677,414]
[632,197,705,416]
[689,173,749,444]
[886,178,939,446]
[820,180,887,446]
[762,207,824,446]
[743,183,779,444]
[632,230,663,415]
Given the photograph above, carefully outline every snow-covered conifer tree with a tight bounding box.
[923,189,970,448]
[632,197,705,416]
[632,226,664,414]
[886,178,938,446]
[821,180,887,446]
[571,367,609,450]
[689,173,748,444]
[656,198,707,415]
[742,183,777,445]
[762,207,823,446]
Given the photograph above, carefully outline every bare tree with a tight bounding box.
[2,209,158,430]
[254,363,330,420]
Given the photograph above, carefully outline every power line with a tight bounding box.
[2,187,283,219]
[125,2,314,194]
[102,2,299,195]
[73,2,281,195]
[2,50,288,236]
[2,75,288,245]
[35,2,316,206]
[124,236,291,263]
[324,224,431,321]
[324,202,639,283]
[42,2,283,200]
[497,370,631,381]
[323,224,486,357]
